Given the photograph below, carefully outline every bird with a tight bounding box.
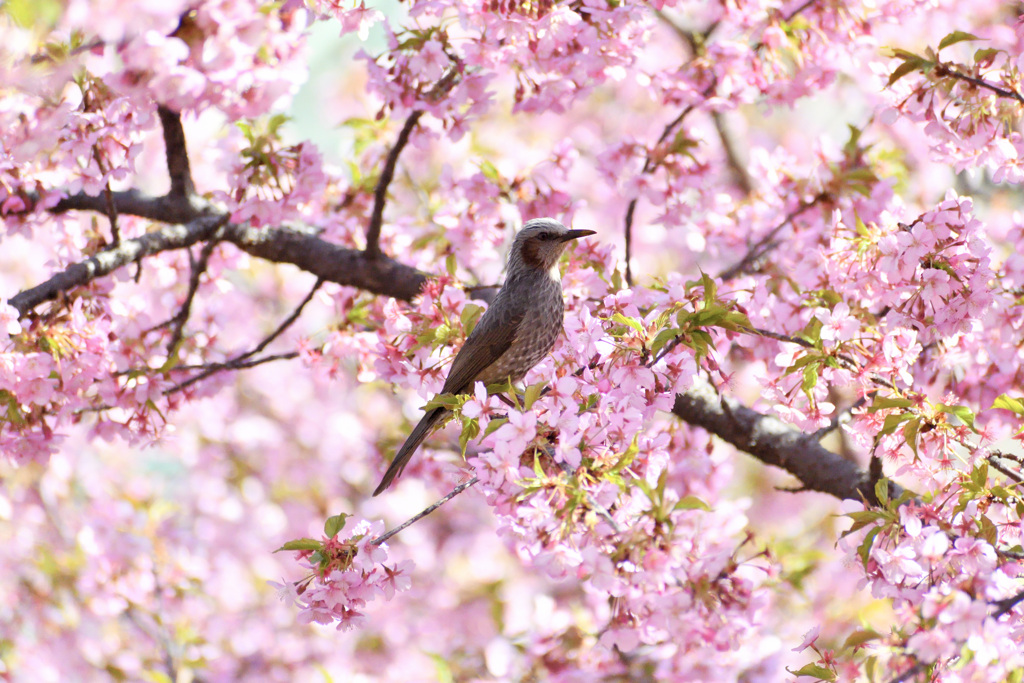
[373,218,596,496]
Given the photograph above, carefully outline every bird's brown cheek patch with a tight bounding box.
[521,239,543,269]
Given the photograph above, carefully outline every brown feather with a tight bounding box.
[441,302,525,394]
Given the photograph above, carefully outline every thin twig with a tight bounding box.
[748,326,815,348]
[101,177,120,245]
[717,196,825,281]
[166,278,323,393]
[986,453,1024,484]
[991,588,1024,618]
[166,239,219,357]
[935,63,1024,105]
[241,278,323,361]
[623,101,702,288]
[371,477,479,546]
[711,110,752,195]
[887,661,928,683]
[366,111,423,259]
[165,352,300,394]
[809,394,869,441]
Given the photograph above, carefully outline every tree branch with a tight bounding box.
[717,195,825,281]
[934,62,1024,105]
[157,106,196,199]
[711,110,752,195]
[51,189,205,225]
[8,215,226,316]
[672,380,891,502]
[16,188,430,318]
[166,352,300,395]
[372,477,479,547]
[365,110,423,259]
[165,239,219,356]
[18,188,888,504]
[222,223,428,301]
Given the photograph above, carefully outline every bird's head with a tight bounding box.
[510,218,596,273]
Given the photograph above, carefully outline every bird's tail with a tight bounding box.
[372,407,447,496]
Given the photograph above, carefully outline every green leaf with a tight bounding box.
[902,418,920,456]
[459,418,479,456]
[650,328,681,355]
[970,462,988,489]
[323,513,350,538]
[887,57,925,87]
[275,538,322,553]
[842,629,882,651]
[974,47,1001,64]
[0,390,26,427]
[610,435,639,474]
[482,418,507,437]
[840,510,887,538]
[445,253,457,277]
[874,478,890,507]
[868,396,915,412]
[611,312,644,334]
[937,403,976,431]
[802,362,820,396]
[425,652,454,683]
[667,130,699,158]
[700,271,717,306]
[857,526,881,567]
[434,323,453,344]
[267,113,290,136]
[787,663,837,681]
[880,413,914,436]
[938,30,981,51]
[992,394,1024,415]
[479,160,501,182]
[977,514,998,545]
[460,303,484,335]
[423,393,463,411]
[720,310,752,331]
[854,212,869,237]
[1,0,63,28]
[523,381,545,410]
[674,495,711,512]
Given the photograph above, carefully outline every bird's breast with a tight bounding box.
[477,275,564,386]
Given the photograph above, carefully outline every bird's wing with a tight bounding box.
[441,296,524,395]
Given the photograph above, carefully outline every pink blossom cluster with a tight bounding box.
[880,16,1024,180]
[0,294,175,464]
[276,520,413,631]
[225,138,330,228]
[3,0,1024,681]
[93,0,311,118]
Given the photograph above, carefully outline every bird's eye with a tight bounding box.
[538,232,553,241]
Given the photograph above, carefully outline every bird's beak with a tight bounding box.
[559,229,596,242]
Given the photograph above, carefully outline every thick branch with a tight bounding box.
[157,106,195,198]
[23,191,428,317]
[52,190,205,225]
[8,215,225,315]
[672,381,886,502]
[222,223,428,301]
[366,111,423,259]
